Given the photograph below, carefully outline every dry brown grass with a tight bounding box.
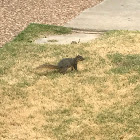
[0,29,140,140]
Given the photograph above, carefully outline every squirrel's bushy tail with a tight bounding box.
[36,63,58,69]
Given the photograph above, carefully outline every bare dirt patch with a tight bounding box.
[34,31,101,45]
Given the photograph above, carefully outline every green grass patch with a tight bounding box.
[13,23,72,42]
[108,53,140,74]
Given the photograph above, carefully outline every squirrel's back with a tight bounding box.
[57,58,74,68]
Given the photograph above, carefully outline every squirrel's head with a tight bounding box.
[75,55,85,61]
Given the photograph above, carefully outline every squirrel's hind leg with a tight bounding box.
[59,68,67,74]
[71,66,74,71]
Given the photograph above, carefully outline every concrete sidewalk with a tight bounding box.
[64,0,140,31]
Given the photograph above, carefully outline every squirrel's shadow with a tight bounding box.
[35,70,59,76]
[35,69,78,78]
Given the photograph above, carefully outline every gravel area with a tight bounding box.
[1,0,103,47]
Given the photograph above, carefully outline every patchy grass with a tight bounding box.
[108,53,140,74]
[0,25,140,140]
[13,23,72,42]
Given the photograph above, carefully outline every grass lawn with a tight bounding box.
[0,23,140,140]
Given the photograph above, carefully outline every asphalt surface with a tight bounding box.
[64,0,140,31]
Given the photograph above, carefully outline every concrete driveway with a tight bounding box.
[65,0,140,31]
